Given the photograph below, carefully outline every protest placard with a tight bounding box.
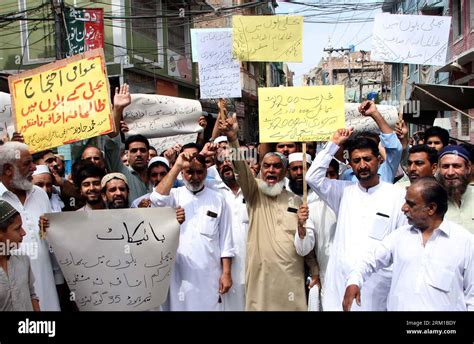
[372,13,451,66]
[190,28,232,62]
[148,133,199,155]
[259,85,345,142]
[8,48,113,152]
[0,91,14,139]
[345,103,398,133]
[196,30,241,99]
[232,15,303,62]
[123,94,202,138]
[46,208,179,311]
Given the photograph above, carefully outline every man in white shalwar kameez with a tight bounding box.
[306,103,407,311]
[151,152,234,311]
[211,145,249,311]
[343,178,473,311]
[0,142,60,311]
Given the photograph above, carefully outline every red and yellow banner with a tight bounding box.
[8,48,113,152]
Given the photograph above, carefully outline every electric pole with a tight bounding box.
[50,0,64,60]
[359,50,366,102]
[323,47,352,86]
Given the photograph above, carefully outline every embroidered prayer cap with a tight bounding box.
[101,173,129,189]
[0,200,19,227]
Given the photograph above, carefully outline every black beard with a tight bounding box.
[289,178,303,196]
[437,172,470,204]
[107,200,129,209]
[221,174,237,186]
[444,180,468,203]
[87,198,103,206]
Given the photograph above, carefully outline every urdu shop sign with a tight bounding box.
[64,8,104,57]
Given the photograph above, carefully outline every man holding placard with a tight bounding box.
[220,115,310,311]
[150,151,234,311]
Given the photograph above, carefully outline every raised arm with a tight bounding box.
[219,114,258,203]
[155,152,192,196]
[306,128,353,215]
[109,84,131,138]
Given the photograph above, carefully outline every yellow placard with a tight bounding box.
[232,16,303,62]
[258,85,345,142]
[8,49,113,152]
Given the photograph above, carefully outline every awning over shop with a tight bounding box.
[404,83,474,124]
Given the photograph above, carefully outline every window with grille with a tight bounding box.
[131,0,159,40]
[460,113,470,137]
[453,0,463,39]
[166,3,187,56]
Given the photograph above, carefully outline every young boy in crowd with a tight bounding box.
[0,200,40,311]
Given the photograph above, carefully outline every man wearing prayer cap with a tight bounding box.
[101,173,130,209]
[32,165,64,213]
[213,136,228,146]
[291,151,338,309]
[220,115,317,311]
[131,157,171,208]
[286,153,316,202]
[436,145,473,233]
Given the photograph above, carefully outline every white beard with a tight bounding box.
[12,166,33,191]
[256,178,285,197]
[183,178,205,193]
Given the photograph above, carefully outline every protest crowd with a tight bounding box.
[0,83,472,312]
[0,7,473,313]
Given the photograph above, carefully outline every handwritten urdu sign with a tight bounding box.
[345,103,398,133]
[8,48,113,152]
[258,85,345,142]
[149,133,199,155]
[372,13,451,66]
[190,28,232,62]
[196,29,242,99]
[232,15,303,62]
[0,91,14,139]
[123,94,202,139]
[46,208,180,311]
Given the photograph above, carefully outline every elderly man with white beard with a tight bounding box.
[220,115,310,311]
[0,142,60,311]
[150,151,234,311]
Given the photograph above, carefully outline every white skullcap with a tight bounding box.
[33,165,51,176]
[288,153,312,165]
[148,156,170,169]
[214,136,228,144]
